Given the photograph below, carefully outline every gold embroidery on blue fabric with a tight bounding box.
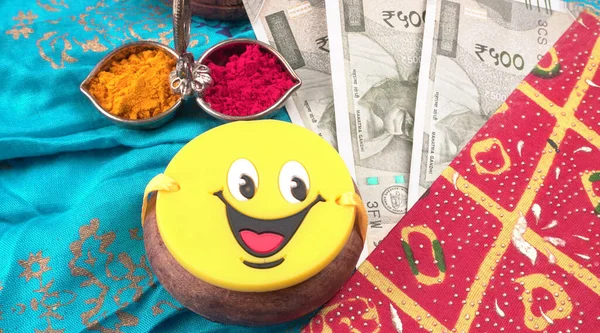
[6,11,38,40]
[18,251,51,282]
[5,0,210,69]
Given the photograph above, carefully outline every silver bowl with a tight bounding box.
[195,38,302,121]
[80,41,182,129]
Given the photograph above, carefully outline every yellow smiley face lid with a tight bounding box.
[141,120,367,292]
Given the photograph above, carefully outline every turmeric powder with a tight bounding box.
[88,49,179,120]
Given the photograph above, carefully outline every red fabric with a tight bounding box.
[204,45,296,116]
[303,11,600,333]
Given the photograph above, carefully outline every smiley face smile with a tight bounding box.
[153,121,362,292]
[214,190,324,268]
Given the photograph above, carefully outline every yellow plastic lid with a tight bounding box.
[145,120,366,292]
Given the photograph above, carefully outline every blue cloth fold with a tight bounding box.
[0,0,312,331]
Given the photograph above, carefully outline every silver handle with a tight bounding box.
[170,0,213,98]
[172,0,190,55]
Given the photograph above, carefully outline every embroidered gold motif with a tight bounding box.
[14,304,25,315]
[33,324,65,333]
[74,36,107,52]
[69,218,114,327]
[15,11,38,24]
[128,228,143,240]
[30,298,39,311]
[85,1,108,13]
[68,218,148,330]
[6,11,38,40]
[3,217,152,332]
[87,310,139,333]
[8,0,209,69]
[112,254,154,307]
[18,251,51,282]
[37,0,69,12]
[36,31,75,69]
[151,301,182,316]
[39,282,76,320]
[6,26,34,39]
[84,250,96,267]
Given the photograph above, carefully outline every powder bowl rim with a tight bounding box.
[80,40,182,129]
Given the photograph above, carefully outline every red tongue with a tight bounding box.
[239,230,284,254]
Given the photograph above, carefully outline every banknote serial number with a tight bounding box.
[366,201,383,229]
[537,20,549,60]
[474,44,525,71]
[382,10,426,29]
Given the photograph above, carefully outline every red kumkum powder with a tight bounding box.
[204,45,296,116]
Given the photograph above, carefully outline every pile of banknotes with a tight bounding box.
[242,0,585,260]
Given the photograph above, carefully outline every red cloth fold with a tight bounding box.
[304,10,600,333]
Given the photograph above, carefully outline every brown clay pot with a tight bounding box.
[162,0,247,21]
[143,194,364,326]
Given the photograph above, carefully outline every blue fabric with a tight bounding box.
[566,0,600,13]
[0,0,313,332]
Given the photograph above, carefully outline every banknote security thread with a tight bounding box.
[342,0,365,32]
[265,11,305,70]
[437,0,459,58]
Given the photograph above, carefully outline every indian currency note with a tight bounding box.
[242,0,338,148]
[407,0,577,207]
[327,0,427,255]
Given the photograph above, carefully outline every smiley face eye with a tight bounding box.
[238,175,255,199]
[279,161,310,203]
[228,159,258,201]
[290,177,307,201]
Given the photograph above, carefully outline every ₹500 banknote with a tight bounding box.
[242,0,339,148]
[327,0,426,255]
[407,0,577,206]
